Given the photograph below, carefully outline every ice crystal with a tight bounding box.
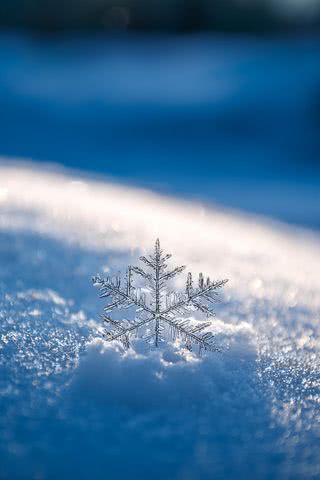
[92,239,228,353]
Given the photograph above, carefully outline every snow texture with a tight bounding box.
[0,163,320,479]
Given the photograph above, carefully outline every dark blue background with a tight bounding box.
[1,33,320,227]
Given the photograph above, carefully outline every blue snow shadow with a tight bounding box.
[0,230,285,479]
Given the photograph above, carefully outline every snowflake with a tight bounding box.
[92,239,228,353]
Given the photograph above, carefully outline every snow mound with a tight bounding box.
[0,163,320,479]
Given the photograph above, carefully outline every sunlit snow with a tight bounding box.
[0,162,319,479]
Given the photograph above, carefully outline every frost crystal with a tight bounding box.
[92,239,228,353]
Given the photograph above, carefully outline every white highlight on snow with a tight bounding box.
[1,162,319,304]
[16,289,68,306]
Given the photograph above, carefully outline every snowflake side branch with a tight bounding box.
[161,278,228,316]
[139,256,156,269]
[130,266,153,280]
[189,300,216,316]
[160,265,186,281]
[188,278,229,298]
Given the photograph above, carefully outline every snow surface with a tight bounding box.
[0,163,320,479]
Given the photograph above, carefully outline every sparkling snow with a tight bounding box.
[0,163,319,479]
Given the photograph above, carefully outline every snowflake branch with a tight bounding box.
[130,266,153,281]
[160,315,220,352]
[103,315,155,341]
[92,275,153,314]
[139,256,156,269]
[162,278,228,316]
[160,265,186,281]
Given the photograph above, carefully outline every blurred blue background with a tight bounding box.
[0,0,320,227]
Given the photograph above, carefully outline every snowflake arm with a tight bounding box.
[92,274,153,314]
[160,315,221,352]
[102,316,155,342]
[161,278,228,317]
